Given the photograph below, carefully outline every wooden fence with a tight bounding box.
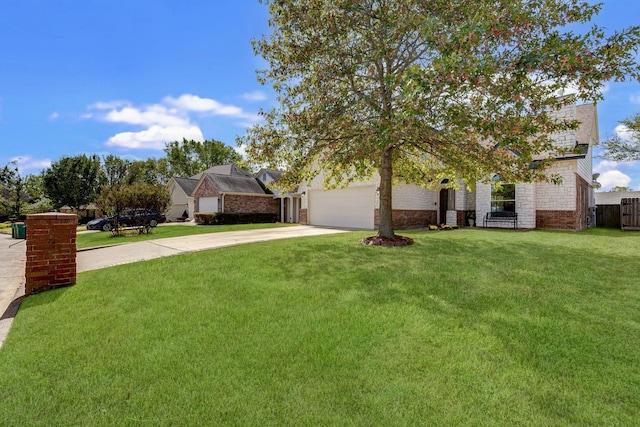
[621,198,640,230]
[596,204,621,229]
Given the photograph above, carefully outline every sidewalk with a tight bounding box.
[1,225,349,347]
[0,234,26,347]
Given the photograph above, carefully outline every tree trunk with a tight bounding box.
[378,148,395,239]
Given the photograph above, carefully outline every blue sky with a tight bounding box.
[1,1,639,192]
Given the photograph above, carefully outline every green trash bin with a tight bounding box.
[12,223,26,239]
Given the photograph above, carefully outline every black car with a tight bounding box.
[86,216,120,231]
[86,211,166,231]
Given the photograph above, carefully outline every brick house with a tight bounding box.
[298,102,599,231]
[166,164,279,221]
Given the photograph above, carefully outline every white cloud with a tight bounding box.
[10,155,51,173]
[234,143,247,159]
[164,94,242,116]
[594,158,638,173]
[104,106,189,128]
[164,94,262,123]
[241,90,268,102]
[597,170,632,191]
[614,124,636,143]
[89,100,131,110]
[48,112,59,121]
[86,94,262,151]
[630,92,640,104]
[106,125,204,150]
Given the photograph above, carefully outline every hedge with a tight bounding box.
[194,212,278,225]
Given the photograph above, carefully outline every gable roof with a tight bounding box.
[256,169,283,181]
[202,173,271,195]
[190,164,253,180]
[171,177,199,196]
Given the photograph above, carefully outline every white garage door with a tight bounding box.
[199,197,218,213]
[308,187,375,229]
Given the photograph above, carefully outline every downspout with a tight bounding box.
[220,193,225,213]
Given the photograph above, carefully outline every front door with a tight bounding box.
[439,189,448,224]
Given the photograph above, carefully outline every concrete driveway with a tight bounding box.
[78,225,348,272]
[1,225,349,347]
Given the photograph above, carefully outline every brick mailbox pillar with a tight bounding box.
[25,213,78,295]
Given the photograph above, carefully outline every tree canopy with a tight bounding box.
[600,112,640,162]
[243,0,640,238]
[97,182,171,234]
[42,154,102,210]
[164,138,243,178]
[101,155,171,187]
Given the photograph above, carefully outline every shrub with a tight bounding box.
[194,212,278,225]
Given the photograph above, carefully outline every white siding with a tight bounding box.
[577,147,593,184]
[167,182,190,221]
[595,191,640,205]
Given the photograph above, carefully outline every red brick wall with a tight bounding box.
[194,178,220,213]
[536,210,579,230]
[223,195,278,214]
[25,213,77,295]
[193,177,219,198]
[457,210,467,227]
[374,209,437,228]
[576,174,590,230]
[536,174,592,231]
[299,209,308,224]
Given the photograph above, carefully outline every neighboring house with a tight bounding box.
[594,191,640,205]
[59,204,102,220]
[256,168,302,223]
[165,164,282,221]
[166,177,199,221]
[299,102,599,231]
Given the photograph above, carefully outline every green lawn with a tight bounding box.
[1,228,639,425]
[76,222,296,249]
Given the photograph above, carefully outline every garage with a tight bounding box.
[198,197,218,213]
[308,187,375,229]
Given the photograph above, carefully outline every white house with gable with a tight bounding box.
[299,102,599,231]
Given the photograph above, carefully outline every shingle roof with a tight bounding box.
[172,177,199,196]
[190,164,253,180]
[256,169,283,181]
[203,174,271,195]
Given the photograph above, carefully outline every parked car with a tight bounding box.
[86,211,166,231]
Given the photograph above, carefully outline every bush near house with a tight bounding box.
[194,212,278,225]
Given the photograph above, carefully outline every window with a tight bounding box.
[491,175,515,213]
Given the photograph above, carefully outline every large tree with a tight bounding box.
[600,112,640,162]
[42,154,102,210]
[243,0,640,239]
[1,161,46,218]
[101,155,171,187]
[96,182,170,234]
[164,138,243,178]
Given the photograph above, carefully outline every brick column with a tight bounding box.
[25,213,77,295]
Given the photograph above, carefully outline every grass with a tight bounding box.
[1,228,639,425]
[0,221,14,234]
[76,222,296,249]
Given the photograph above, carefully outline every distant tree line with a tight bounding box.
[1,138,245,221]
